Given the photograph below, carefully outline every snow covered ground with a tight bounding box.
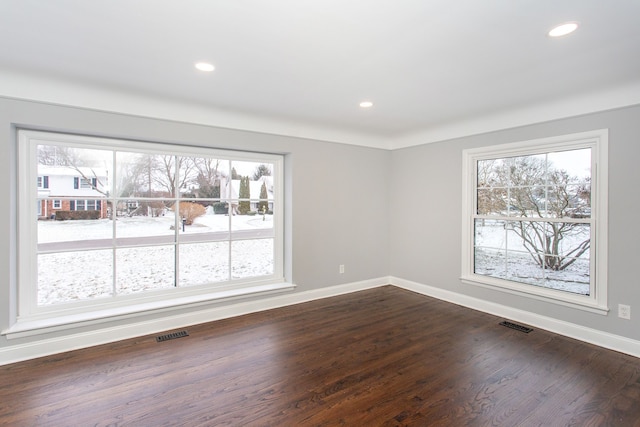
[474,220,590,295]
[36,213,590,307]
[37,211,275,305]
[38,209,273,243]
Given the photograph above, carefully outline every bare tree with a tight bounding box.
[192,157,224,200]
[37,145,63,166]
[114,153,150,198]
[480,156,591,271]
[152,155,196,197]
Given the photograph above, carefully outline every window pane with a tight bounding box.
[507,154,546,187]
[179,242,229,286]
[477,159,504,188]
[227,161,274,216]
[38,250,113,305]
[37,144,112,195]
[546,257,590,295]
[231,239,274,279]
[175,156,196,197]
[548,149,590,181]
[232,161,273,183]
[180,156,228,201]
[555,223,590,258]
[545,184,591,219]
[477,188,507,216]
[115,200,175,246]
[504,250,545,287]
[231,206,275,238]
[474,247,506,278]
[38,218,113,250]
[508,186,545,217]
[178,204,230,243]
[115,152,177,198]
[504,222,537,253]
[116,246,175,294]
[476,220,544,285]
[474,219,506,249]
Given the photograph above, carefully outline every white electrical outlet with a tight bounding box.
[618,304,631,320]
[339,264,345,274]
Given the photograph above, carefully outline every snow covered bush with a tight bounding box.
[173,202,206,225]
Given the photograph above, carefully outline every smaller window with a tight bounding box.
[71,199,101,211]
[37,176,49,189]
[80,178,92,189]
[461,130,608,314]
[53,200,61,209]
[86,200,100,211]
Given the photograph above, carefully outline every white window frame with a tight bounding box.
[52,199,61,209]
[8,130,291,338]
[461,129,608,314]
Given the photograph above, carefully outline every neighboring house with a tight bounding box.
[37,166,109,219]
[220,175,274,212]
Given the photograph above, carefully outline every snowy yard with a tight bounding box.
[38,210,273,243]
[36,212,590,307]
[37,211,275,305]
[474,220,590,295]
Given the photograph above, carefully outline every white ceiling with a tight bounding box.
[1,0,640,149]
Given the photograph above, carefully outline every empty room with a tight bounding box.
[1,1,640,425]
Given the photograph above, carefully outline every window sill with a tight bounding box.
[460,275,609,315]
[3,282,296,339]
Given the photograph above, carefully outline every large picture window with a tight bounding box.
[14,130,287,334]
[461,130,608,313]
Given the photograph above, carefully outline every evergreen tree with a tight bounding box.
[238,176,251,214]
[231,167,240,180]
[195,173,220,201]
[258,182,269,213]
[252,164,272,181]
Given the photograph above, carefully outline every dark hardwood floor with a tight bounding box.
[1,286,639,426]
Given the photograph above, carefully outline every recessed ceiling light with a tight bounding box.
[195,62,215,72]
[359,101,373,108]
[548,22,578,37]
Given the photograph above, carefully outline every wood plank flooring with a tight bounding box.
[1,286,639,426]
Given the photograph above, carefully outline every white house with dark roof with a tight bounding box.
[37,166,109,219]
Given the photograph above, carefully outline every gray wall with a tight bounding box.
[0,97,390,352]
[2,96,639,356]
[389,104,640,341]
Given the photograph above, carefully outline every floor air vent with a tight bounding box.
[499,321,533,333]
[156,330,189,342]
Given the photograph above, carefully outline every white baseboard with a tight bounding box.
[390,276,640,359]
[0,277,387,366]
[3,276,638,365]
